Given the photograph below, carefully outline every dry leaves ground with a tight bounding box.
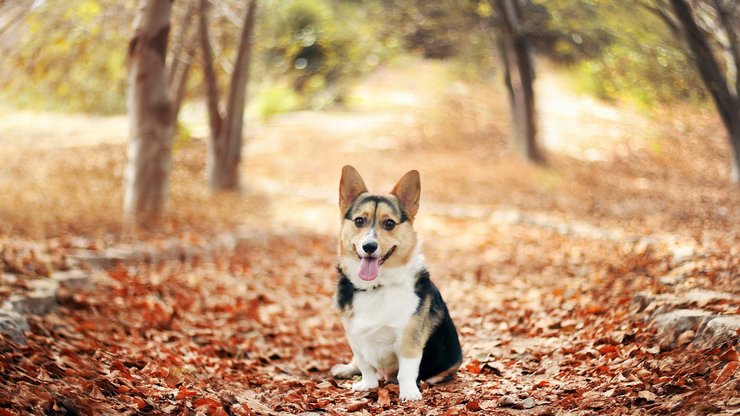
[0,60,738,415]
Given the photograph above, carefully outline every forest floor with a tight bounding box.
[0,59,738,415]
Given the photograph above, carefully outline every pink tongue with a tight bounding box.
[358,257,380,281]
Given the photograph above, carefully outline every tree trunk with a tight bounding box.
[168,0,197,120]
[669,0,740,183]
[494,0,543,163]
[198,0,222,141]
[123,0,174,226]
[203,0,258,191]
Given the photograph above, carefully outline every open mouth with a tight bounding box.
[355,245,397,281]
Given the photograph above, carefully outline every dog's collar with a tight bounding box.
[355,283,383,292]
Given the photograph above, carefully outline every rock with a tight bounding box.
[5,281,59,315]
[27,278,60,293]
[6,292,56,315]
[682,290,734,308]
[652,309,713,348]
[695,315,740,347]
[521,397,536,409]
[0,310,29,345]
[50,270,91,289]
[658,274,683,287]
[70,250,115,269]
[498,394,517,407]
[669,244,695,265]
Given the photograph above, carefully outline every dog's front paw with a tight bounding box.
[399,384,422,401]
[331,363,360,379]
[351,378,379,391]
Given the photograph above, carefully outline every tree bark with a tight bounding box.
[669,0,740,183]
[123,0,175,226]
[494,0,543,163]
[168,0,197,120]
[198,0,223,141]
[202,0,258,191]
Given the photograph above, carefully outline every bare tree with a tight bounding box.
[199,0,259,190]
[653,0,740,183]
[168,0,198,121]
[493,0,543,163]
[124,0,175,226]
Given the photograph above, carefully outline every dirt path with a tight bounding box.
[1,60,738,414]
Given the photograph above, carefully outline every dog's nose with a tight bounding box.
[362,241,378,254]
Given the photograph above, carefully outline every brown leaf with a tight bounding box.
[377,387,390,406]
[346,400,368,412]
[715,361,737,384]
[176,386,197,400]
[465,400,481,411]
[465,360,482,374]
[638,390,658,402]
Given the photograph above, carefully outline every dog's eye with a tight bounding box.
[382,219,396,231]
[354,217,366,228]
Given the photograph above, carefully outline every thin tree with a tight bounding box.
[199,0,259,190]
[651,0,739,183]
[124,0,175,226]
[492,0,543,163]
[124,0,198,226]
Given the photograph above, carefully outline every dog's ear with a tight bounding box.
[391,170,420,221]
[339,165,368,215]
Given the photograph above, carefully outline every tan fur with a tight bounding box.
[391,170,420,221]
[399,296,441,358]
[339,194,417,268]
[425,360,462,385]
[339,166,368,217]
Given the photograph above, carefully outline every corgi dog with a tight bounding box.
[331,165,462,401]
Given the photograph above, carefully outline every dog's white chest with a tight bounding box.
[344,284,420,369]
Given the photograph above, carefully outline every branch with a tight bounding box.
[167,0,196,89]
[638,0,681,36]
[713,0,740,97]
[222,0,258,163]
[199,0,223,138]
[670,0,737,130]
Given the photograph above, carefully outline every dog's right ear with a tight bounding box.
[339,165,368,215]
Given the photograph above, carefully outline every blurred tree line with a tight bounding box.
[0,0,737,225]
[0,0,722,114]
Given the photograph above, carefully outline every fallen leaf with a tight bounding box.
[715,361,737,384]
[346,400,367,412]
[465,360,482,374]
[638,390,658,402]
[377,387,390,406]
[465,400,481,411]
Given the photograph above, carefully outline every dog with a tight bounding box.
[331,165,462,401]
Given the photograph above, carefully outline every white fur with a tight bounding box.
[398,356,422,401]
[339,242,427,400]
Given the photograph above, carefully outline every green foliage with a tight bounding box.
[254,0,393,110]
[250,82,302,121]
[535,0,705,106]
[173,121,193,152]
[0,0,133,114]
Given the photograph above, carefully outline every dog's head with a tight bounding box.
[338,165,421,286]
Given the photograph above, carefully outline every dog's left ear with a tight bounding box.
[391,170,420,221]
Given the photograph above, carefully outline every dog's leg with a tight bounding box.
[350,354,379,391]
[397,355,422,401]
[330,358,360,379]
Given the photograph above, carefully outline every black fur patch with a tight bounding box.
[414,269,463,381]
[336,266,356,311]
[343,195,408,223]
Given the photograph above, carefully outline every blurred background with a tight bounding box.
[0,0,737,240]
[0,2,738,412]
